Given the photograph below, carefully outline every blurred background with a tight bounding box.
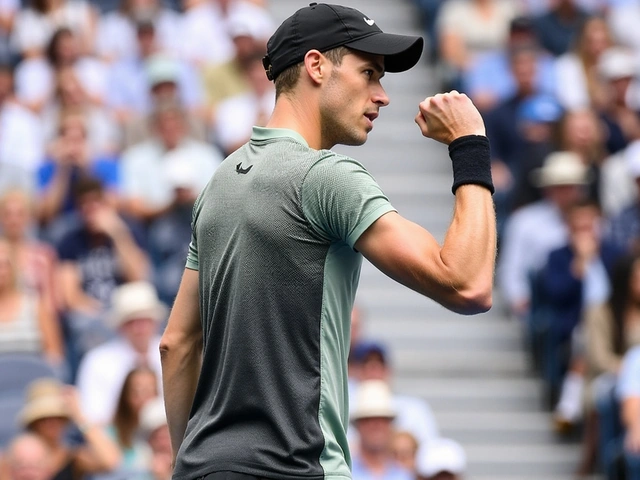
[2,0,640,479]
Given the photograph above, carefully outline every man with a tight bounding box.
[1,433,54,480]
[349,341,439,449]
[350,380,413,480]
[608,141,640,254]
[160,3,496,480]
[76,280,167,425]
[497,151,589,319]
[57,177,150,369]
[120,99,222,222]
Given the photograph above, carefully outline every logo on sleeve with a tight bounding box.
[363,17,375,26]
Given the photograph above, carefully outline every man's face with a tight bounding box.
[120,316,157,352]
[319,51,389,148]
[355,416,394,453]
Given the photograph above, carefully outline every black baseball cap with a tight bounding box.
[263,2,424,81]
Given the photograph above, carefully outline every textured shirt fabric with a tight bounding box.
[174,127,395,480]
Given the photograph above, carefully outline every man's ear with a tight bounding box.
[303,50,329,85]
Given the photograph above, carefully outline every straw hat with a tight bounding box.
[530,151,590,188]
[351,380,396,421]
[19,378,70,427]
[107,281,168,329]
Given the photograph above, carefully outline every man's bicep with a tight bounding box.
[355,212,449,298]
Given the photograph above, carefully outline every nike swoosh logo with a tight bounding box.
[364,17,375,26]
[236,162,253,174]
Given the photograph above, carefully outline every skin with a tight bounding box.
[161,48,496,464]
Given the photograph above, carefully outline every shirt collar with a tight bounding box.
[251,126,309,147]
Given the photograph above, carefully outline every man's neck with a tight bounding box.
[267,92,324,150]
[358,448,389,474]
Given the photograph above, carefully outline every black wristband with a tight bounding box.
[448,135,494,195]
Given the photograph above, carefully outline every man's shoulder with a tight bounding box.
[121,140,161,165]
[80,339,129,365]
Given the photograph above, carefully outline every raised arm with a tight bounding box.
[355,92,496,315]
[159,268,203,464]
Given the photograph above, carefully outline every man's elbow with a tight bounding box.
[452,285,493,315]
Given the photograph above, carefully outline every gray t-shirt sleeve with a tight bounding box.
[302,153,396,249]
[185,193,202,270]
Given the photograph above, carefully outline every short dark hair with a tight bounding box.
[72,176,105,205]
[274,46,351,99]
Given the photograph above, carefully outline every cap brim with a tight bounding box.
[345,33,424,73]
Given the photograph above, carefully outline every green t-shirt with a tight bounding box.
[174,127,395,480]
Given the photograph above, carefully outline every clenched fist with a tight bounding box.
[414,91,486,145]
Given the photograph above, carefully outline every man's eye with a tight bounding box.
[364,70,374,78]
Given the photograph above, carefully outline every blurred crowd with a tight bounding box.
[411,0,640,479]
[3,0,640,478]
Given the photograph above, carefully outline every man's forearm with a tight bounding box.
[439,184,497,307]
[161,339,202,461]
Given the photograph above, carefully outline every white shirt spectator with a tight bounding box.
[76,335,163,425]
[179,1,234,66]
[618,345,640,400]
[14,55,108,107]
[609,2,640,52]
[554,53,590,111]
[11,1,94,55]
[497,199,568,309]
[0,101,44,187]
[121,138,222,210]
[96,8,181,61]
[214,90,275,154]
[437,0,519,58]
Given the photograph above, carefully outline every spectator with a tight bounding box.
[41,67,120,158]
[557,108,606,204]
[0,0,17,65]
[553,15,612,111]
[138,396,172,480]
[616,341,640,477]
[120,99,222,222]
[37,110,119,227]
[117,53,206,148]
[509,94,563,210]
[106,23,204,126]
[56,177,149,364]
[0,61,44,193]
[177,0,234,68]
[350,380,413,480]
[106,367,159,476]
[608,143,640,254]
[464,16,556,112]
[415,438,467,480]
[212,50,275,155]
[0,188,59,313]
[579,254,640,475]
[608,1,640,54]
[0,433,54,480]
[436,0,519,91]
[0,237,64,369]
[14,26,107,114]
[76,281,166,425]
[95,0,180,62]
[484,42,548,236]
[391,431,419,476]
[596,47,640,156]
[202,13,272,115]
[18,378,121,478]
[145,152,200,304]
[540,200,622,430]
[532,0,589,57]
[350,341,440,449]
[497,151,589,319]
[10,0,97,59]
